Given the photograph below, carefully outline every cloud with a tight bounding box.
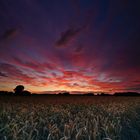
[0,72,8,77]
[73,83,80,86]
[13,57,59,73]
[125,84,140,91]
[0,63,36,84]
[55,25,86,47]
[0,28,19,41]
[55,1,93,48]
[74,44,84,53]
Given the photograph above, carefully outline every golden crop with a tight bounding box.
[0,96,140,140]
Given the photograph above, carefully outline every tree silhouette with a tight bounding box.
[14,85,24,95]
[22,90,31,95]
[63,92,70,95]
[14,85,31,95]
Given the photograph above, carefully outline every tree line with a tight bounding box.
[0,85,140,96]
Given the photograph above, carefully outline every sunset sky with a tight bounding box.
[0,0,140,93]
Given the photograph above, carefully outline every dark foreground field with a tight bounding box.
[0,96,140,140]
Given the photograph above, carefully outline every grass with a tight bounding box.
[0,96,140,140]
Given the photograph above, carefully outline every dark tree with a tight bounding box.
[86,92,94,96]
[113,92,140,96]
[62,92,70,95]
[14,85,24,95]
[22,90,31,95]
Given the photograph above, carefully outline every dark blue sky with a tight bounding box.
[0,0,140,93]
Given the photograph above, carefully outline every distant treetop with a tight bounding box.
[14,85,31,95]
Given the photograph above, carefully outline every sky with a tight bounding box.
[0,0,140,93]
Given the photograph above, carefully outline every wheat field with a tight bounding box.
[0,96,140,140]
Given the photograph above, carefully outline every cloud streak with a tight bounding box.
[55,25,87,47]
[0,0,140,93]
[0,28,19,41]
[0,72,8,77]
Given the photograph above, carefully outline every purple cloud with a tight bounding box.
[1,28,19,41]
[55,25,86,47]
[0,72,8,77]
